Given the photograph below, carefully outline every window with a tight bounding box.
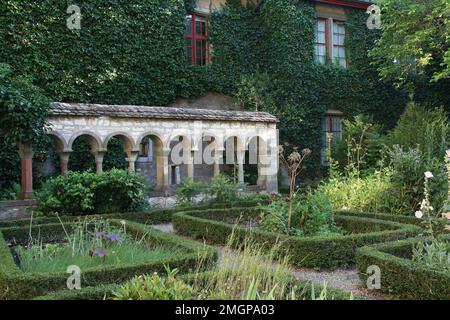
[315,19,327,64]
[185,13,209,66]
[321,111,343,165]
[314,18,347,68]
[333,21,346,67]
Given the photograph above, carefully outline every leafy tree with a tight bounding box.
[0,63,49,143]
[370,0,450,87]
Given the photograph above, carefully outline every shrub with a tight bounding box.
[386,146,447,215]
[207,174,238,202]
[333,115,385,175]
[318,170,392,213]
[35,169,148,216]
[93,169,148,214]
[112,268,195,300]
[412,240,450,273]
[356,235,450,299]
[175,178,206,207]
[385,103,448,161]
[260,191,339,237]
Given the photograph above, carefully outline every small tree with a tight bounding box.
[278,144,311,233]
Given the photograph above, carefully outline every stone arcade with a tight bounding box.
[18,103,280,199]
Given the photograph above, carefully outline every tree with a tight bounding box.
[0,63,49,143]
[370,0,450,87]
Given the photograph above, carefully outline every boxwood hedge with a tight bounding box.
[173,208,421,269]
[34,272,360,300]
[0,199,267,229]
[336,210,450,234]
[356,235,450,300]
[0,219,217,300]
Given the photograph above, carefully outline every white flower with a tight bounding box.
[424,171,434,179]
[420,199,427,209]
[442,212,450,220]
[415,211,423,219]
[446,149,450,159]
[120,220,126,225]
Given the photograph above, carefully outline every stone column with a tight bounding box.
[186,150,194,180]
[126,151,139,173]
[58,151,71,176]
[257,140,268,188]
[92,151,106,174]
[213,148,223,177]
[237,150,245,186]
[18,142,34,200]
[162,148,170,190]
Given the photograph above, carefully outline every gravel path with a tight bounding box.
[151,223,392,300]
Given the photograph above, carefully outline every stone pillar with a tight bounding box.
[186,150,194,180]
[126,151,139,173]
[213,148,223,177]
[162,148,170,190]
[237,150,245,186]
[58,151,71,176]
[257,140,268,188]
[92,151,106,174]
[18,142,34,200]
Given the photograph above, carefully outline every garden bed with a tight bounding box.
[33,272,361,300]
[0,219,216,300]
[336,210,450,234]
[172,208,421,269]
[356,235,450,300]
[0,199,267,229]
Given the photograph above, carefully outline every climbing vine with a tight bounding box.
[0,0,426,185]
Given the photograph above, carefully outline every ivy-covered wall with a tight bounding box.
[0,0,412,188]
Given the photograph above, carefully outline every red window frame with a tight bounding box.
[185,13,210,66]
[315,18,327,64]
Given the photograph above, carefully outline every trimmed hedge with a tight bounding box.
[356,235,450,300]
[173,208,421,269]
[0,199,268,229]
[34,272,361,300]
[336,210,450,234]
[0,219,217,300]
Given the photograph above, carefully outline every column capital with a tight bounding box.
[18,142,34,159]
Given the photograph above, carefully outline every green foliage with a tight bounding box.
[0,64,49,143]
[207,174,238,202]
[387,146,447,215]
[357,235,450,299]
[0,219,216,299]
[259,191,340,237]
[113,268,195,300]
[333,115,385,174]
[35,169,148,216]
[0,138,20,190]
[370,0,450,86]
[385,103,449,161]
[17,218,179,273]
[412,240,450,273]
[319,170,392,213]
[175,177,206,206]
[173,207,421,269]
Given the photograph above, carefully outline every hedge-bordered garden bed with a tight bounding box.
[335,210,449,233]
[0,199,267,229]
[0,219,217,300]
[34,272,361,300]
[356,235,450,300]
[172,208,421,269]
